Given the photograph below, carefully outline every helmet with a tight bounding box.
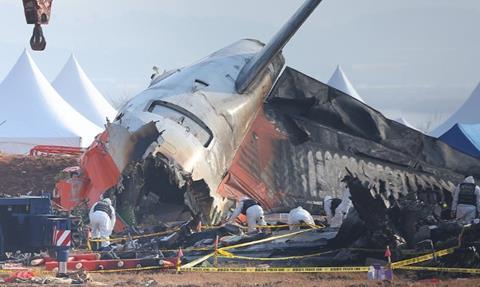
[464,176,475,184]
[102,198,112,206]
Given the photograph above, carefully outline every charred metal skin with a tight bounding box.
[217,67,480,215]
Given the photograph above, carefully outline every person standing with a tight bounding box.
[89,198,116,249]
[451,176,480,223]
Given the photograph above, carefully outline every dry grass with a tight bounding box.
[90,271,480,287]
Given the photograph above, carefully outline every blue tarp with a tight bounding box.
[440,123,480,158]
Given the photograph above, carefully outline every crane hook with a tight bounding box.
[30,23,46,51]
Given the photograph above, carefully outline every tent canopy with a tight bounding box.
[439,123,480,158]
[431,82,480,137]
[327,65,364,103]
[53,54,117,127]
[0,50,101,154]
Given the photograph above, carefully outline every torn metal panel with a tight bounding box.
[218,67,480,215]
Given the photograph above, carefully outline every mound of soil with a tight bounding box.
[0,153,78,196]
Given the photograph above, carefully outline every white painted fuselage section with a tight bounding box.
[111,39,284,220]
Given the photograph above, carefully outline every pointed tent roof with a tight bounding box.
[52,54,116,127]
[431,82,480,137]
[0,50,101,153]
[327,65,365,103]
[439,123,480,158]
[394,117,421,132]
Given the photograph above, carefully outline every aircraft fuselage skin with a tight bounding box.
[106,40,284,222]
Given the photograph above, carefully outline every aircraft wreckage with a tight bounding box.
[56,0,480,231]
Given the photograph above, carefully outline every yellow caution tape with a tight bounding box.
[391,247,456,268]
[182,228,315,268]
[89,265,166,273]
[217,249,235,258]
[181,252,216,268]
[216,250,335,261]
[396,266,480,274]
[222,228,314,251]
[179,266,370,273]
[89,228,180,243]
[0,269,53,275]
[201,223,325,230]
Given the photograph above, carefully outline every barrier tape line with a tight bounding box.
[0,269,53,275]
[217,249,336,261]
[89,228,180,243]
[222,229,315,251]
[200,223,325,230]
[89,223,321,243]
[179,266,370,273]
[182,228,316,268]
[181,252,215,268]
[391,247,456,268]
[396,266,480,274]
[89,265,166,273]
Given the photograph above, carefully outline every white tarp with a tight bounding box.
[327,65,365,103]
[53,54,117,127]
[0,50,102,154]
[431,82,480,137]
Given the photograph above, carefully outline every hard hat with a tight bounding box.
[464,176,475,184]
[102,198,112,206]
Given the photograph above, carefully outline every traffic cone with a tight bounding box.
[384,245,393,281]
[384,245,392,264]
[176,248,183,273]
[214,235,219,267]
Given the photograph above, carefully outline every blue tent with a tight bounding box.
[439,123,480,158]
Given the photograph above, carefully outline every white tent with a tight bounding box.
[0,50,102,154]
[431,82,480,137]
[53,54,116,127]
[394,117,421,132]
[328,65,365,103]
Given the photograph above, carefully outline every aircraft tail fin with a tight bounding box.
[235,0,322,94]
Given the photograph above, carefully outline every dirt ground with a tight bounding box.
[90,271,480,287]
[0,153,78,195]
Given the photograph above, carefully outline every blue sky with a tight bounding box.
[0,0,479,131]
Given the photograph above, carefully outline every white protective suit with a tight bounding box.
[228,198,267,232]
[324,187,353,228]
[89,198,116,247]
[324,196,334,225]
[288,206,315,230]
[451,176,480,224]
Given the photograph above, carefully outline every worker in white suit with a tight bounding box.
[324,184,353,228]
[451,176,480,223]
[228,197,267,232]
[89,198,116,248]
[288,206,315,230]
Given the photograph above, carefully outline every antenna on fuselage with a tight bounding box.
[235,0,322,94]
